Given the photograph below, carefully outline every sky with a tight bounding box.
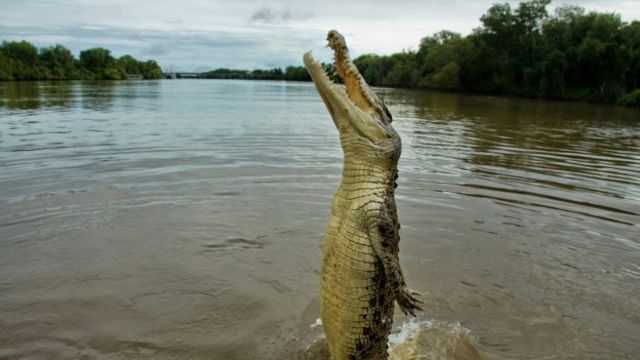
[1,0,639,72]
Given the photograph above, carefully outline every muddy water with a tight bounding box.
[0,80,638,359]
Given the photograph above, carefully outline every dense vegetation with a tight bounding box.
[199,66,311,81]
[352,0,640,106]
[0,41,163,80]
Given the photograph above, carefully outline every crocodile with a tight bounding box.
[303,30,422,360]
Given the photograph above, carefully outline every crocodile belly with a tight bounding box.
[320,225,394,359]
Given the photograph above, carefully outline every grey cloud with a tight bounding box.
[0,24,261,49]
[143,44,170,56]
[250,7,278,23]
[249,6,312,23]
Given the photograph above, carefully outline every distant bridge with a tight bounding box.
[164,72,201,79]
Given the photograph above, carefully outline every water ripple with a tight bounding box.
[1,81,639,359]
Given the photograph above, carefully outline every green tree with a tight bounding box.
[622,21,640,90]
[0,53,13,80]
[380,52,417,87]
[354,54,386,86]
[417,31,468,90]
[80,47,126,80]
[39,45,77,79]
[284,66,311,81]
[140,60,163,79]
[118,55,141,75]
[1,40,39,79]
[383,61,413,87]
[1,40,38,65]
[80,47,112,71]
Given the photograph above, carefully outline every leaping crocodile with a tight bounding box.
[303,30,422,360]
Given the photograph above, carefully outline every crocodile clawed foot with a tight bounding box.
[396,286,423,317]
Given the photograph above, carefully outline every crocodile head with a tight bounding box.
[303,30,400,167]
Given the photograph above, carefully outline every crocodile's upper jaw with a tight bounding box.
[303,30,394,142]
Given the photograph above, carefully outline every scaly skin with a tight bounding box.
[303,30,422,360]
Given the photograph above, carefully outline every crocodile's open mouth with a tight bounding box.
[303,30,392,138]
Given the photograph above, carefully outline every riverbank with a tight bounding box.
[0,40,162,81]
[163,74,640,107]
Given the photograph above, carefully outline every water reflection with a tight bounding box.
[0,81,164,113]
[79,81,117,111]
[40,81,76,109]
[0,82,41,110]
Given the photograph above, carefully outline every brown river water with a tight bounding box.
[0,80,639,359]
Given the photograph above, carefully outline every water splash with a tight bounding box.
[389,319,483,360]
[299,318,483,359]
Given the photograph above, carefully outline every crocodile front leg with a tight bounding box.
[365,203,423,317]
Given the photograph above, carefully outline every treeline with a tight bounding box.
[0,40,163,81]
[352,0,640,106]
[199,66,311,81]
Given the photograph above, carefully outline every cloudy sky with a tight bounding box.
[1,0,638,71]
